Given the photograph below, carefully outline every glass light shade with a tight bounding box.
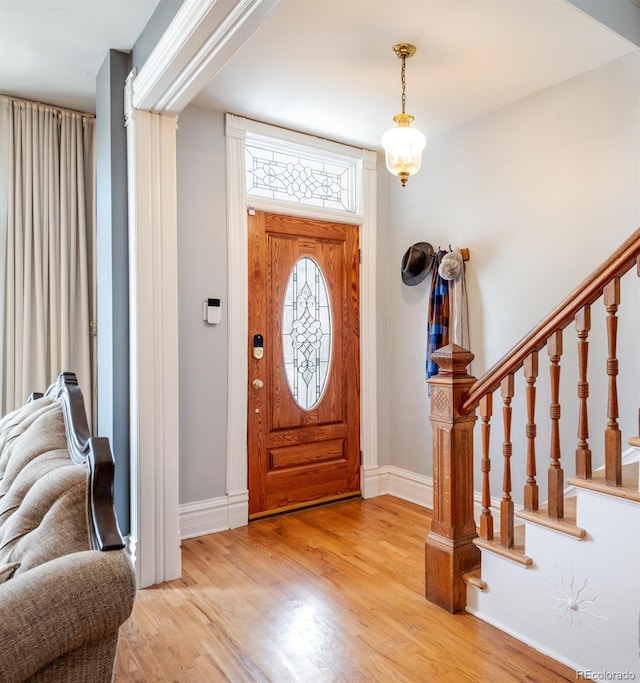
[381,114,426,186]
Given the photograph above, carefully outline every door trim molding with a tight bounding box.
[225,114,378,526]
[125,99,181,586]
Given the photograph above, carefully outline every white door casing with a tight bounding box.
[225,116,378,528]
[124,91,181,586]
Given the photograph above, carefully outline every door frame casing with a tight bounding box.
[225,115,378,527]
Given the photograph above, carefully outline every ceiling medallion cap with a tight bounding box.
[392,43,417,60]
[393,112,414,126]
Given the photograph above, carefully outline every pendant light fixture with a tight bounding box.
[381,43,426,187]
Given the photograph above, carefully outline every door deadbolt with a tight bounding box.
[252,379,264,389]
[252,334,264,359]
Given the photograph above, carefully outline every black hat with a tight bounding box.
[401,242,435,286]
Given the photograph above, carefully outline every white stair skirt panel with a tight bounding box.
[467,488,640,675]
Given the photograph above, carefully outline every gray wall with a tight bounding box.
[93,0,185,528]
[174,107,394,502]
[174,54,640,506]
[119,0,640,511]
[176,106,228,502]
[568,0,640,46]
[95,49,132,532]
[386,53,640,497]
[132,0,186,71]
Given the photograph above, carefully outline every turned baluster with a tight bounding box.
[575,306,592,479]
[547,330,564,519]
[523,352,539,512]
[604,278,622,486]
[500,375,514,548]
[479,394,493,541]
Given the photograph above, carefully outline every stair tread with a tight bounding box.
[567,462,639,503]
[515,497,586,538]
[463,569,487,591]
[474,525,532,567]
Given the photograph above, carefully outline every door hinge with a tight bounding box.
[359,249,362,264]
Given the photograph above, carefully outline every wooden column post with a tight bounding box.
[425,343,479,613]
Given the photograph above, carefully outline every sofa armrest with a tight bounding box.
[0,549,136,683]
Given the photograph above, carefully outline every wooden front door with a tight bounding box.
[247,211,361,518]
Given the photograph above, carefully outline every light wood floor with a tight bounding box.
[114,496,574,682]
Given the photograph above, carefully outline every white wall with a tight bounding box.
[176,105,228,503]
[386,52,640,484]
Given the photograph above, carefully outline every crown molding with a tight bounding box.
[124,68,137,125]
[132,0,282,115]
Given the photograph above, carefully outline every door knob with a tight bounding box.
[252,379,264,389]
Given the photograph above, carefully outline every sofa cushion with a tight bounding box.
[0,400,91,573]
[0,398,57,479]
[0,466,90,573]
[0,401,66,493]
[0,562,19,583]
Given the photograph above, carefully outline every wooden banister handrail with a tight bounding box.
[460,227,640,414]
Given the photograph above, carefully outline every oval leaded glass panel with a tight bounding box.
[282,257,332,410]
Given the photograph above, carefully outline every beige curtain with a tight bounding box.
[1,96,95,422]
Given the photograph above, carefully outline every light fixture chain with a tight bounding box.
[401,55,407,114]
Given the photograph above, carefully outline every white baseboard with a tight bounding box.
[365,464,504,523]
[387,466,434,508]
[179,489,250,540]
[227,490,249,529]
[179,468,499,540]
[465,604,579,673]
[178,468,503,540]
[362,464,388,499]
[363,465,434,509]
[180,469,435,540]
[179,496,231,540]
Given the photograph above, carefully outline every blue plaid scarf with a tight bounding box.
[426,250,450,379]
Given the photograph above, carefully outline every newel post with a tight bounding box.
[425,343,480,613]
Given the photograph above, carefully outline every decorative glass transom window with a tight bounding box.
[245,134,358,212]
[282,257,332,410]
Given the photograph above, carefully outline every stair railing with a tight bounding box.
[425,227,640,613]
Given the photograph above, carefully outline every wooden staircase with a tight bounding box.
[424,227,640,673]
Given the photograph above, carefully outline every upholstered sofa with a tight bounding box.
[0,372,136,682]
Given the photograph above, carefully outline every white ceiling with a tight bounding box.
[0,0,637,148]
[0,0,160,113]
